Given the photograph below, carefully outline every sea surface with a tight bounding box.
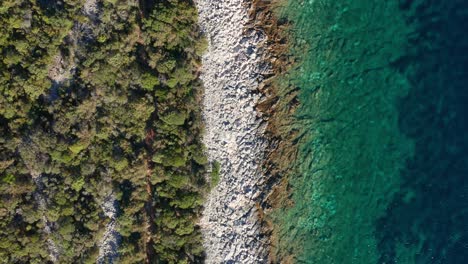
[272,0,468,263]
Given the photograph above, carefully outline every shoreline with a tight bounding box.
[249,0,300,262]
[194,0,271,262]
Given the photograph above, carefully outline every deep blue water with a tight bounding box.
[377,1,468,263]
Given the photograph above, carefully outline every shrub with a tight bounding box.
[210,160,221,187]
[161,111,188,126]
[141,73,160,91]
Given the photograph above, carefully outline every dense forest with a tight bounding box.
[0,0,210,263]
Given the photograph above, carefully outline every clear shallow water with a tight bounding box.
[272,0,468,263]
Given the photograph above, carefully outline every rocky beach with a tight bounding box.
[194,0,270,262]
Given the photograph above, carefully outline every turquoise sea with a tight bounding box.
[273,1,468,263]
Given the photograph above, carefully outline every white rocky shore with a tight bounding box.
[195,0,269,263]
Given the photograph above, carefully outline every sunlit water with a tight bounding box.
[272,1,468,263]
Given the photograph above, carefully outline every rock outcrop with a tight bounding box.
[194,0,270,263]
[97,190,120,264]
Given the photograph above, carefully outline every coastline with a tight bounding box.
[1,1,466,263]
[248,0,300,262]
[194,0,270,262]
